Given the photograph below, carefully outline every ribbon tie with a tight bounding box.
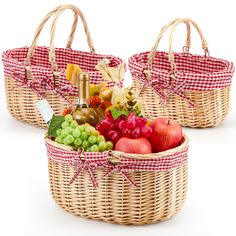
[99,154,137,188]
[11,70,74,106]
[140,70,194,107]
[70,149,98,188]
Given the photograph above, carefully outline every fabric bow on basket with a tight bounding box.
[11,68,74,106]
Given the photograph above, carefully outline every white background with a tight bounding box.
[0,0,236,235]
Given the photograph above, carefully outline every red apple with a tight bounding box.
[115,137,152,154]
[149,117,183,152]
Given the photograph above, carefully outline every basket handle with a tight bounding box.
[25,4,95,68]
[154,18,192,53]
[49,5,95,71]
[147,18,209,72]
[25,5,79,66]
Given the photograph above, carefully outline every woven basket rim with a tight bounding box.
[128,51,235,76]
[45,133,189,160]
[2,46,124,71]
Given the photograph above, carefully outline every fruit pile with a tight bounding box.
[54,114,113,152]
[96,111,152,144]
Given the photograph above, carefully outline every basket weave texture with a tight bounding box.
[2,4,123,128]
[128,18,234,128]
[46,135,189,225]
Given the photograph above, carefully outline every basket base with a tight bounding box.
[48,159,188,225]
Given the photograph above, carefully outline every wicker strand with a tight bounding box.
[49,5,95,71]
[148,18,209,72]
[147,18,192,73]
[25,5,79,66]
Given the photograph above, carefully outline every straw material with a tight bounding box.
[5,78,77,127]
[3,4,122,128]
[129,18,234,128]
[133,79,230,128]
[47,136,189,225]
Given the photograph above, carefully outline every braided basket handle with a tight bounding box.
[49,5,95,71]
[148,18,209,72]
[25,5,79,66]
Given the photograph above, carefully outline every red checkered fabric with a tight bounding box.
[2,46,123,96]
[46,139,188,172]
[128,51,234,91]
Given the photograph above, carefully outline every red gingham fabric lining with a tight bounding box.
[45,139,188,172]
[2,46,123,96]
[128,51,234,91]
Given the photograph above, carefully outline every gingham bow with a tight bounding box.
[70,149,98,188]
[11,69,73,106]
[139,77,167,106]
[140,70,194,107]
[11,71,44,99]
[38,74,73,106]
[99,154,137,188]
[167,77,194,107]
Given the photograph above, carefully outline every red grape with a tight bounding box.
[126,120,136,129]
[136,117,147,128]
[132,127,141,138]
[122,128,131,138]
[110,123,118,131]
[106,111,115,122]
[111,131,122,143]
[127,112,136,122]
[118,120,127,130]
[106,130,117,139]
[141,126,153,138]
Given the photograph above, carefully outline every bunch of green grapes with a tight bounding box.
[55,114,113,152]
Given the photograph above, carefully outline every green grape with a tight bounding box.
[65,135,74,144]
[98,141,106,151]
[106,141,113,150]
[90,144,99,152]
[84,125,93,134]
[78,125,85,132]
[93,130,100,136]
[72,128,80,138]
[80,131,88,140]
[88,136,97,144]
[74,137,82,147]
[55,136,63,144]
[56,128,62,136]
[82,140,90,149]
[63,137,70,145]
[61,121,69,129]
[60,129,67,138]
[65,114,73,123]
[70,120,78,129]
[86,147,91,152]
[97,135,105,143]
[64,127,73,135]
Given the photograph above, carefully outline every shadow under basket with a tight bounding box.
[46,135,189,225]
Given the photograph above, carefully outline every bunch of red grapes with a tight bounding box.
[96,111,153,144]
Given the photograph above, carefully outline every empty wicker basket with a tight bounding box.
[128,18,234,128]
[45,135,189,225]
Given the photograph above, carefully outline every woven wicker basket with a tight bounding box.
[45,135,189,225]
[129,18,234,128]
[2,4,123,128]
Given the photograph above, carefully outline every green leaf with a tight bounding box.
[48,115,65,138]
[110,107,129,120]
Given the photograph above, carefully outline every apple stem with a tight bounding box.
[167,119,170,125]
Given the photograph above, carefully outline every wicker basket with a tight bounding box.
[128,18,234,128]
[2,4,123,128]
[45,135,189,225]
